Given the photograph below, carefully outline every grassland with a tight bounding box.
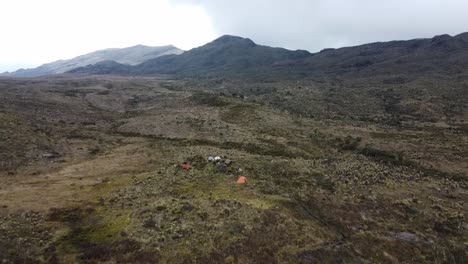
[0,76,466,263]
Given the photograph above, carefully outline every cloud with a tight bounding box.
[0,0,216,72]
[171,0,468,52]
[2,0,467,72]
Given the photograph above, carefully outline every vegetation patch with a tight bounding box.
[221,104,259,124]
[190,92,230,107]
[359,146,406,165]
[116,131,308,158]
[48,206,135,262]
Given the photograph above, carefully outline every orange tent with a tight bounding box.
[182,164,191,170]
[237,176,248,184]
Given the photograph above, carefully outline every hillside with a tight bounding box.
[2,45,183,77]
[133,35,312,76]
[70,35,312,78]
[296,32,468,77]
[0,76,466,263]
[67,33,468,125]
[69,33,468,80]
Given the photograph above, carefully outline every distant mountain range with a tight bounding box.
[70,35,312,78]
[131,35,311,76]
[1,45,183,77]
[4,32,468,79]
[69,32,468,79]
[297,32,468,78]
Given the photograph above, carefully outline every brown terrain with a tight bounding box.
[0,75,466,263]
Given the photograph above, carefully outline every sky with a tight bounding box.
[1,0,468,72]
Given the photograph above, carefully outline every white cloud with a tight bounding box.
[2,0,468,72]
[172,0,468,51]
[0,0,217,72]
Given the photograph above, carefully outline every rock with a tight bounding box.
[393,232,420,243]
[217,163,228,173]
[42,153,59,159]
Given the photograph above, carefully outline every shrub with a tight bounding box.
[190,93,229,107]
[338,135,361,150]
[359,146,405,165]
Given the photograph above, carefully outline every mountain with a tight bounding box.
[2,45,183,77]
[65,60,133,75]
[69,35,312,77]
[294,32,468,78]
[133,35,312,76]
[68,33,468,79]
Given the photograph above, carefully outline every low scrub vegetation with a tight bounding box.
[0,76,466,263]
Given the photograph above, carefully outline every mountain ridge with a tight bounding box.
[70,35,313,77]
[2,44,183,77]
[68,32,468,79]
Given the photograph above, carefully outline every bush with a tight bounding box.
[190,93,229,107]
[88,146,101,155]
[103,83,113,89]
[314,174,336,193]
[359,146,405,165]
[338,135,361,150]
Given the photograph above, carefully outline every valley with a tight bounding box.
[0,75,466,263]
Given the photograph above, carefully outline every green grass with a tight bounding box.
[190,92,230,107]
[48,205,132,262]
[221,104,258,124]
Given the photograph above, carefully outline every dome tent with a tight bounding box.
[237,176,248,184]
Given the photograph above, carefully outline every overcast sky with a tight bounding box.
[1,0,468,72]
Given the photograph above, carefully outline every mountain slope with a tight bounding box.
[294,32,468,77]
[134,35,312,76]
[3,45,183,77]
[69,33,468,79]
[70,35,313,77]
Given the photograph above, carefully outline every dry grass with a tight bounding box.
[0,76,466,263]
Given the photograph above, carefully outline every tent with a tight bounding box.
[237,176,248,184]
[182,164,191,170]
